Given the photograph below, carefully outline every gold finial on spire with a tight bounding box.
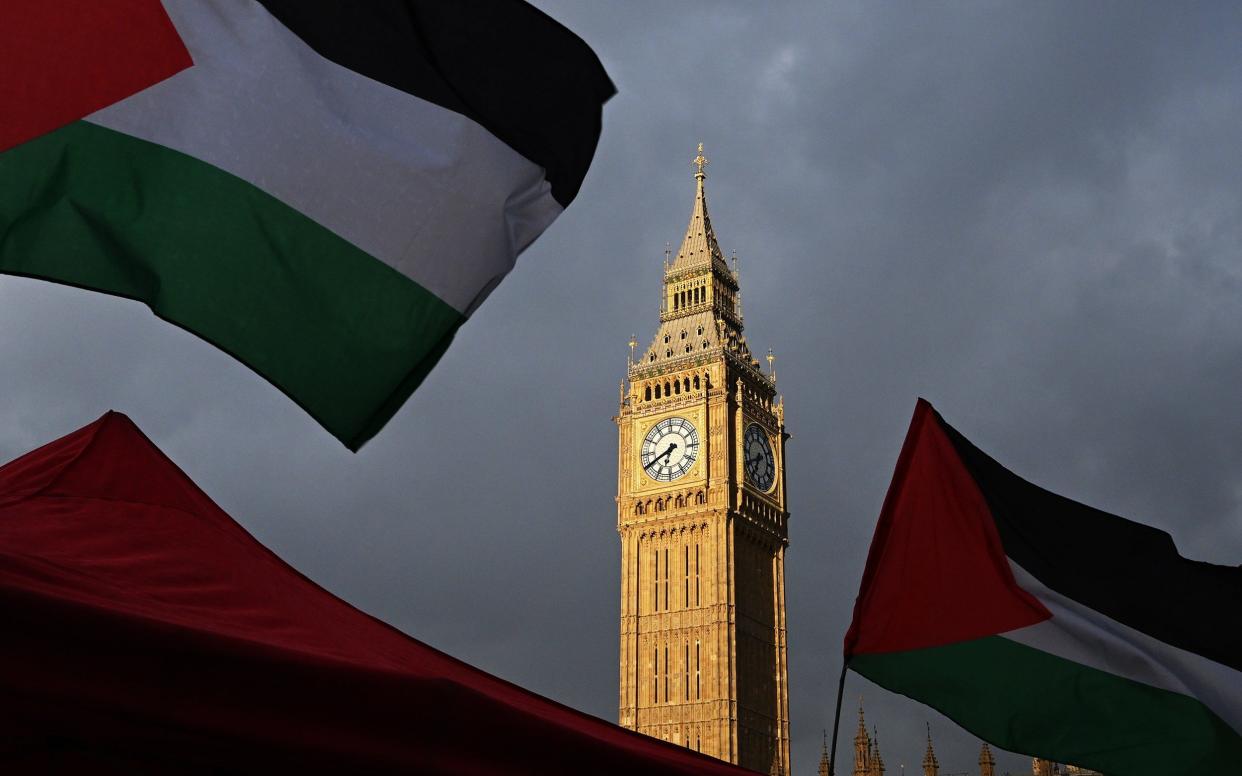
[692,142,709,179]
[628,334,637,365]
[767,348,776,385]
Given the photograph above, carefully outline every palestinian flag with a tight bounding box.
[0,0,614,450]
[845,399,1242,774]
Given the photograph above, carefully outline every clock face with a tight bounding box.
[744,423,776,492]
[640,417,700,482]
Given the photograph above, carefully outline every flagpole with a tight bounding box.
[828,663,847,775]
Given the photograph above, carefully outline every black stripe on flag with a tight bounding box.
[937,410,1242,674]
[255,0,615,208]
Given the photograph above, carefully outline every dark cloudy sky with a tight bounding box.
[3,2,1241,773]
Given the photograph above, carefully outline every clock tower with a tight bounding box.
[615,146,791,775]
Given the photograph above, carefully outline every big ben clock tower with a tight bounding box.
[615,146,791,775]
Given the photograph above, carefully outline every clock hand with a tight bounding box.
[645,442,678,470]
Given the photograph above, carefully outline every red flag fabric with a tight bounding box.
[0,413,750,774]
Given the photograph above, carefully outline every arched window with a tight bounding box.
[635,502,645,516]
[654,384,661,399]
[655,498,664,512]
[684,641,690,700]
[696,491,706,505]
[664,381,671,396]
[695,640,701,698]
[664,645,669,701]
[684,378,690,392]
[674,380,680,395]
[693,376,700,391]
[645,385,652,401]
[653,645,659,700]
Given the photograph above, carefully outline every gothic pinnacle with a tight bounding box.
[978,742,996,776]
[922,723,938,776]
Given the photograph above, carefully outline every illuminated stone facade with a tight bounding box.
[615,146,790,775]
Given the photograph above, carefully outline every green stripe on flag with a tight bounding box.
[851,635,1242,775]
[0,121,463,449]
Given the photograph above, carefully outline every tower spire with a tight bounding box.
[922,724,939,776]
[668,144,729,277]
[978,743,996,776]
[868,728,885,776]
[636,144,745,370]
[818,729,832,776]
[853,700,871,776]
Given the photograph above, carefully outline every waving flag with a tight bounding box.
[0,0,614,450]
[845,399,1242,775]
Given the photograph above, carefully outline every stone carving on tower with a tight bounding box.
[615,145,790,775]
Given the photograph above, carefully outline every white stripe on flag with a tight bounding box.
[1004,562,1242,736]
[88,0,561,314]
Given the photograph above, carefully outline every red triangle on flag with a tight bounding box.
[0,0,191,152]
[845,400,1051,657]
